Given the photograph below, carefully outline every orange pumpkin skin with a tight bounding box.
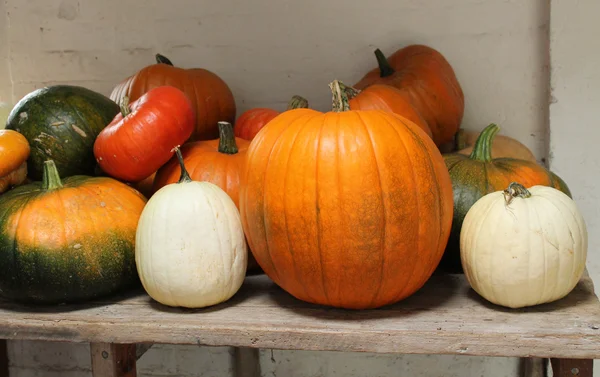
[240,81,454,309]
[345,84,432,139]
[0,130,30,193]
[234,108,279,141]
[153,123,249,207]
[234,96,309,141]
[110,54,236,142]
[354,45,464,146]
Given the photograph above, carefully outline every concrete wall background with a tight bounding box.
[0,0,598,375]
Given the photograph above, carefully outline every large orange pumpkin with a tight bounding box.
[240,80,454,309]
[342,82,432,139]
[354,45,464,146]
[110,54,236,141]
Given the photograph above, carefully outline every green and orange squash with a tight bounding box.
[5,85,120,180]
[440,123,572,272]
[0,160,147,304]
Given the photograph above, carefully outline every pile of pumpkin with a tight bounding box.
[0,45,587,311]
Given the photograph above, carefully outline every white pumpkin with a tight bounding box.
[460,182,587,309]
[135,148,247,308]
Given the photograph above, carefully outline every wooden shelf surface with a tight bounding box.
[0,273,598,359]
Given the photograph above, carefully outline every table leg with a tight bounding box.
[0,340,8,377]
[550,358,593,377]
[234,347,261,377]
[91,343,137,377]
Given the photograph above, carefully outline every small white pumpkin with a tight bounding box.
[460,182,587,309]
[135,147,247,308]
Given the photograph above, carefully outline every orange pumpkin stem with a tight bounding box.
[217,121,238,154]
[286,95,309,110]
[374,48,395,78]
[503,182,532,205]
[329,80,351,112]
[155,53,174,66]
[469,123,500,163]
[42,160,64,190]
[171,146,192,183]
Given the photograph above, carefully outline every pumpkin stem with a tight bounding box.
[469,123,499,162]
[503,182,532,205]
[342,84,361,100]
[42,160,64,190]
[156,54,174,66]
[329,80,351,112]
[171,146,192,183]
[120,96,131,117]
[218,121,238,154]
[286,95,309,110]
[455,128,466,151]
[374,48,395,78]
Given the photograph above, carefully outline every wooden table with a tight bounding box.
[0,272,597,377]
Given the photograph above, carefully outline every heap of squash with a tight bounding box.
[0,45,587,310]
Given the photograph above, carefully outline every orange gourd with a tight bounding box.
[343,83,432,139]
[240,80,454,309]
[234,96,309,141]
[110,54,236,141]
[355,45,464,146]
[0,130,30,194]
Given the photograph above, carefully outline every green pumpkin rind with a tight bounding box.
[549,171,572,198]
[439,124,571,273]
[0,161,142,304]
[5,85,120,180]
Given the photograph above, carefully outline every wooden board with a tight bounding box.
[0,273,598,359]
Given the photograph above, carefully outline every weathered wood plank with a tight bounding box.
[550,358,593,377]
[0,274,597,359]
[91,343,136,377]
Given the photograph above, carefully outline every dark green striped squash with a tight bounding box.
[439,123,572,273]
[6,85,120,180]
[0,160,147,304]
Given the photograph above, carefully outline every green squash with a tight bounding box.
[0,160,147,304]
[5,85,119,180]
[438,123,572,273]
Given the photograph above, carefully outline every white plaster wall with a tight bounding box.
[549,0,600,373]
[0,0,598,376]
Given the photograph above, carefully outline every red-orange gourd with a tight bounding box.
[343,82,432,139]
[234,96,309,141]
[355,45,464,146]
[110,54,236,141]
[240,80,454,309]
[153,121,261,273]
[94,86,195,183]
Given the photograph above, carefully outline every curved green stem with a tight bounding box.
[286,95,309,110]
[503,182,532,205]
[171,146,192,183]
[329,80,351,112]
[218,121,238,154]
[374,48,395,78]
[156,54,174,66]
[469,123,500,162]
[120,96,131,117]
[42,160,64,190]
